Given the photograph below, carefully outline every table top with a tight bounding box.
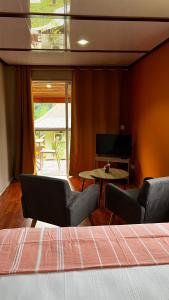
[79,168,129,180]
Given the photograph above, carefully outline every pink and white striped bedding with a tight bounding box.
[1,223,169,275]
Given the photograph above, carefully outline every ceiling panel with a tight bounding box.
[1,17,168,51]
[0,17,66,50]
[1,0,169,17]
[0,50,143,66]
[0,0,169,66]
[0,18,31,48]
[70,0,169,17]
[70,21,169,51]
[0,0,28,13]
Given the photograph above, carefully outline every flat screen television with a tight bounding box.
[96,134,132,158]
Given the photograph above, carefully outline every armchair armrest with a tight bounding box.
[67,184,99,226]
[105,183,145,224]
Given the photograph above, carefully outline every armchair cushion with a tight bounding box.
[68,184,99,226]
[125,188,140,200]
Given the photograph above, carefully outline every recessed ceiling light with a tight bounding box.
[46,84,52,88]
[77,39,89,46]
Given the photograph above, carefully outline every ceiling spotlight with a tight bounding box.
[77,39,89,46]
[46,84,52,88]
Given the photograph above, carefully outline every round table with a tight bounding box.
[79,168,129,207]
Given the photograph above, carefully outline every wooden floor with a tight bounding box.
[0,177,125,229]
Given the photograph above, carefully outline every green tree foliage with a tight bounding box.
[34,103,53,119]
[31,0,63,13]
[31,0,64,28]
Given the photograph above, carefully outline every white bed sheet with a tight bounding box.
[1,264,169,300]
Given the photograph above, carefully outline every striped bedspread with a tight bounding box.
[1,223,169,275]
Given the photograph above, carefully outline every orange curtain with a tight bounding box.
[14,66,35,178]
[69,70,124,176]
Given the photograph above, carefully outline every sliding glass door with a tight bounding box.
[32,80,71,177]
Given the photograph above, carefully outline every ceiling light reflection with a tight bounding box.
[77,39,89,46]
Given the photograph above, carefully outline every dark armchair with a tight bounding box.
[19,174,99,227]
[105,177,169,224]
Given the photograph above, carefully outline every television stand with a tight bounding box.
[95,155,130,174]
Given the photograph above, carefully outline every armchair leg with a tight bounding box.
[81,179,85,191]
[31,219,37,227]
[89,215,94,226]
[109,213,116,225]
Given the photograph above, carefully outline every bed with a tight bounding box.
[1,223,169,300]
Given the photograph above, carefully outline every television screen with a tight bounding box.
[96,134,132,157]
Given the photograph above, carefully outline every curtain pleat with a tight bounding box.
[69,70,123,176]
[14,66,35,178]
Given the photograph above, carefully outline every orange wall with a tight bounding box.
[129,42,169,184]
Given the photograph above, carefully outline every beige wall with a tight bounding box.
[0,63,15,195]
[129,42,169,184]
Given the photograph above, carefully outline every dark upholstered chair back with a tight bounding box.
[20,174,99,227]
[20,175,72,226]
[105,176,169,224]
[138,177,169,223]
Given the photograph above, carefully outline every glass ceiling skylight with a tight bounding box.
[30,0,70,49]
[30,0,70,14]
[31,17,67,49]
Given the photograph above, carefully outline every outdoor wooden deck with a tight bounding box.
[37,159,67,177]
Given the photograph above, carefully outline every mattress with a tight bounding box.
[1,265,169,300]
